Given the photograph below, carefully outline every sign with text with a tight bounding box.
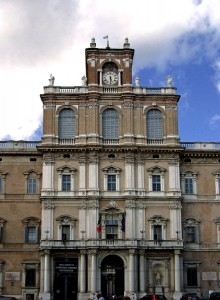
[55,259,78,277]
[202,272,217,281]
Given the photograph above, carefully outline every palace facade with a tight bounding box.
[0,38,220,300]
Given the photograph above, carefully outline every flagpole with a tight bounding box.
[103,35,109,48]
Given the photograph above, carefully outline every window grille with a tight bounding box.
[102,109,119,140]
[107,175,116,191]
[58,108,76,139]
[28,178,37,194]
[25,269,36,287]
[106,219,118,239]
[147,109,163,139]
[152,175,161,191]
[62,174,71,191]
[185,178,193,194]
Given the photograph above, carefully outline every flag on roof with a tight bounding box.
[103,35,108,39]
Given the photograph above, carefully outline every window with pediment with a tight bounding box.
[0,218,6,243]
[24,170,41,195]
[148,215,168,242]
[181,171,198,195]
[21,260,40,299]
[147,166,167,192]
[99,204,125,239]
[213,172,220,195]
[57,166,77,192]
[56,215,77,241]
[102,166,121,191]
[22,217,41,244]
[0,170,8,194]
[183,261,201,287]
[214,218,220,243]
[183,218,200,244]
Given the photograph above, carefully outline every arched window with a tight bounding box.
[58,108,76,142]
[146,109,163,142]
[102,108,119,143]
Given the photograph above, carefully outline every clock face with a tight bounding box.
[103,71,118,85]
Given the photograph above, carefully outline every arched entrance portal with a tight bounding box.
[101,255,124,299]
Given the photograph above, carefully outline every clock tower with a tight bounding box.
[86,37,134,91]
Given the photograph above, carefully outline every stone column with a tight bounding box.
[89,250,97,293]
[42,161,55,192]
[128,250,135,292]
[79,158,87,196]
[80,250,87,293]
[139,251,146,293]
[44,250,50,293]
[40,254,44,293]
[88,158,99,196]
[174,250,181,292]
[168,161,180,192]
[125,158,135,195]
[137,160,145,194]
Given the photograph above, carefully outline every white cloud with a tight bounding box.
[0,0,220,140]
[210,115,220,128]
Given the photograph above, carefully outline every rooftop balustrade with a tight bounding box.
[43,85,177,95]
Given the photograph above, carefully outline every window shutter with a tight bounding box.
[147,109,163,139]
[58,108,76,139]
[102,109,119,139]
[0,227,2,242]
[195,226,200,244]
[25,226,29,243]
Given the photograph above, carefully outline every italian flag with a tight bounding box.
[96,215,102,233]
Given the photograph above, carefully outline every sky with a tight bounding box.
[0,0,220,142]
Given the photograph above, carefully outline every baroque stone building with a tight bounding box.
[0,38,220,300]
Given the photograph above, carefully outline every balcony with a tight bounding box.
[40,239,183,250]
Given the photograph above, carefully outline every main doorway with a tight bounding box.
[54,257,78,300]
[101,255,124,299]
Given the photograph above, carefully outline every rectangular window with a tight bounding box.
[25,269,36,287]
[185,226,196,243]
[152,175,161,191]
[218,178,220,194]
[187,267,197,286]
[28,178,37,194]
[25,226,38,243]
[106,219,118,239]
[0,227,3,243]
[62,175,71,191]
[0,177,2,193]
[62,225,70,241]
[153,225,162,240]
[107,175,116,191]
[185,178,193,194]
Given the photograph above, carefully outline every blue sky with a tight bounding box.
[0,0,220,142]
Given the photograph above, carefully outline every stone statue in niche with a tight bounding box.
[155,272,162,285]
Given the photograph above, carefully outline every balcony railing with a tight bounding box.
[43,85,177,95]
[40,239,183,249]
[180,142,220,150]
[59,138,75,145]
[0,141,41,149]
